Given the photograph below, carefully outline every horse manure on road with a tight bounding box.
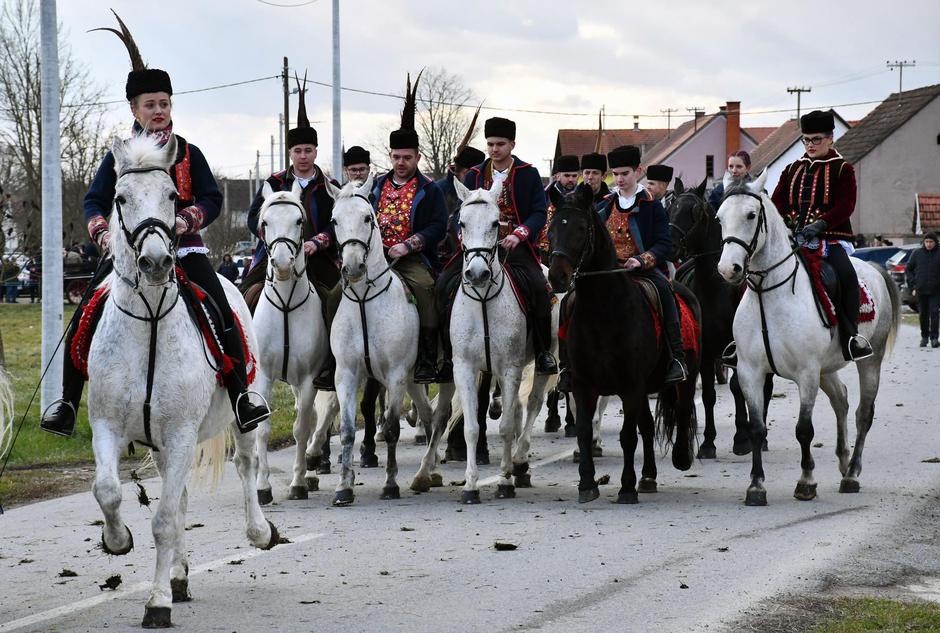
[99,574,122,591]
[494,542,518,551]
[58,569,78,578]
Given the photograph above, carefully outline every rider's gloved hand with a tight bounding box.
[96,230,112,253]
[799,219,827,242]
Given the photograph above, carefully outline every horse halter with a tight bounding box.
[550,207,595,290]
[720,190,768,267]
[336,194,396,301]
[460,238,506,302]
[261,198,308,280]
[669,191,710,260]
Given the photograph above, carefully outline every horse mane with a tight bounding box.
[119,134,168,170]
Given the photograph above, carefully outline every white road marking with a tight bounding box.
[0,531,326,633]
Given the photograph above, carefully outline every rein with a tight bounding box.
[460,241,509,375]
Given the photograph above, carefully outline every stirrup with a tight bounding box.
[720,341,738,368]
[665,359,689,384]
[39,398,77,437]
[847,334,874,362]
[234,390,271,432]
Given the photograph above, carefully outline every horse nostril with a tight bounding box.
[732,263,742,274]
[138,256,152,273]
[160,255,172,270]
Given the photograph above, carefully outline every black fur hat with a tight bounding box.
[484,117,516,140]
[800,110,835,135]
[287,72,318,148]
[607,145,641,169]
[343,145,370,167]
[389,71,422,150]
[645,164,673,182]
[554,155,580,174]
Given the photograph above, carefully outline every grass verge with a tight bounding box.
[811,597,940,633]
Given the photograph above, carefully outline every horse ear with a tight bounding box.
[548,183,565,210]
[575,182,594,210]
[488,177,503,203]
[290,177,303,198]
[261,180,274,200]
[110,137,127,171]
[674,177,685,195]
[454,177,472,202]
[695,177,707,199]
[356,172,374,198]
[324,179,342,200]
[750,168,769,194]
[722,170,734,190]
[162,135,177,172]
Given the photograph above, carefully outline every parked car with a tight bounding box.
[851,246,903,269]
[884,245,920,310]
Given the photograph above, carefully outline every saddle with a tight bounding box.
[798,248,876,329]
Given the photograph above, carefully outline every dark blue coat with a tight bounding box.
[84,136,222,252]
[371,170,448,268]
[598,188,672,273]
[462,156,546,245]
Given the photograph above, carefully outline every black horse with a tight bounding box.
[668,179,772,457]
[547,184,700,503]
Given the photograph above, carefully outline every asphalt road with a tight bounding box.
[1,323,938,633]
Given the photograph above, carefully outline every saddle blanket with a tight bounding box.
[71,270,255,385]
[802,249,876,327]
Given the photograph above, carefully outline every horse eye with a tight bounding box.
[458,221,465,229]
[491,220,499,228]
[261,221,267,229]
[295,218,303,226]
[363,216,371,224]
[115,195,126,205]
[561,219,568,225]
[168,192,178,201]
[330,218,337,226]
[746,212,756,220]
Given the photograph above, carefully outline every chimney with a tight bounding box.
[633,115,639,131]
[725,100,741,157]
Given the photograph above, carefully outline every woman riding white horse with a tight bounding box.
[412,179,554,503]
[716,169,899,506]
[251,181,330,504]
[89,134,278,627]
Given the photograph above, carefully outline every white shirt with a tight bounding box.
[617,183,646,210]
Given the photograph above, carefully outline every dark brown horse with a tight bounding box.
[547,184,700,503]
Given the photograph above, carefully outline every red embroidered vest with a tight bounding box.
[483,165,519,240]
[783,157,847,235]
[606,207,638,263]
[377,176,418,248]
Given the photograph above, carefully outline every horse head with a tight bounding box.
[546,182,596,293]
[454,177,502,288]
[109,134,179,286]
[667,177,710,262]
[325,173,377,284]
[259,179,305,281]
[716,168,771,284]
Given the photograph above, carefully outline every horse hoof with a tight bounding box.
[305,454,320,471]
[578,487,600,504]
[360,453,379,468]
[333,489,355,506]
[697,444,717,460]
[544,414,561,433]
[745,489,768,506]
[257,488,274,506]
[287,485,308,500]
[512,462,529,476]
[430,473,444,488]
[793,482,817,501]
[514,473,532,488]
[414,434,427,446]
[261,520,280,550]
[141,606,172,629]
[732,438,753,456]
[592,445,603,457]
[488,403,502,420]
[476,451,490,466]
[839,479,860,494]
[564,424,577,438]
[410,476,431,493]
[101,525,134,556]
[761,439,769,452]
[171,577,191,603]
[496,484,516,499]
[305,476,319,492]
[381,485,400,500]
[316,461,331,475]
[461,490,481,505]
[637,478,658,493]
[616,490,639,504]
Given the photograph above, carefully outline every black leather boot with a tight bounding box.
[40,360,85,437]
[222,326,270,433]
[437,313,454,383]
[664,321,689,384]
[414,327,438,384]
[312,352,335,391]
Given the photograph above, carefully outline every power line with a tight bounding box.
[255,0,320,7]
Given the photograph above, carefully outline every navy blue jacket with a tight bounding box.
[598,187,672,273]
[907,246,940,295]
[84,136,222,252]
[462,156,546,245]
[371,170,448,268]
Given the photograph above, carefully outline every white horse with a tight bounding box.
[413,178,554,503]
[88,135,277,628]
[251,181,330,504]
[716,169,899,506]
[307,176,435,505]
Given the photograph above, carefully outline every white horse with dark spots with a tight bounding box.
[251,180,332,504]
[86,135,278,628]
[306,176,437,505]
[412,178,555,503]
[716,170,899,506]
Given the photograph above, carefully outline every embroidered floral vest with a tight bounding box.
[377,176,418,248]
[483,164,519,240]
[606,207,638,263]
[537,203,555,252]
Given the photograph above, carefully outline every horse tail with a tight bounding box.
[192,429,233,490]
[877,265,901,357]
[0,365,14,460]
[654,388,677,449]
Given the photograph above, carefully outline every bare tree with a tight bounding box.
[0,0,110,254]
[200,175,253,266]
[415,67,477,180]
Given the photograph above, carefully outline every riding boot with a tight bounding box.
[40,354,85,437]
[414,327,438,384]
[664,320,689,384]
[836,309,872,361]
[533,312,558,376]
[222,326,270,433]
[437,319,454,384]
[556,337,571,392]
[312,352,336,391]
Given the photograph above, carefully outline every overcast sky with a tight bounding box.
[56,0,940,180]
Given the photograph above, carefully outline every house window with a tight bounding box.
[705,155,714,178]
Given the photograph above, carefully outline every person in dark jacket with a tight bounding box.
[580,151,610,207]
[708,150,752,211]
[41,13,268,437]
[436,144,486,264]
[217,253,239,282]
[907,232,940,347]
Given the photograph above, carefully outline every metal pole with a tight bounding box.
[282,57,290,168]
[331,0,342,181]
[39,0,63,411]
[278,113,284,170]
[270,135,275,175]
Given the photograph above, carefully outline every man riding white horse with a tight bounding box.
[770,109,873,361]
[41,13,268,437]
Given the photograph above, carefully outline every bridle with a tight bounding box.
[260,198,309,282]
[549,206,596,291]
[669,191,714,261]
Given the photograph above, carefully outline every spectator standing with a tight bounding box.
[906,232,940,347]
[217,253,239,283]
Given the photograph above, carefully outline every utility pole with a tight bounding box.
[248,169,254,205]
[686,106,705,131]
[331,0,342,181]
[660,108,678,136]
[886,60,916,97]
[787,86,812,120]
[282,57,290,168]
[270,135,275,174]
[278,113,284,170]
[39,0,63,411]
